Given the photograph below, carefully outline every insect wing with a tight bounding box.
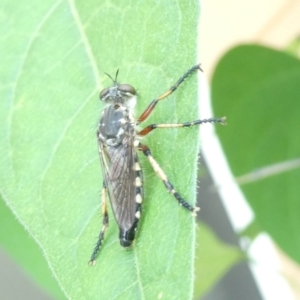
[98,136,137,231]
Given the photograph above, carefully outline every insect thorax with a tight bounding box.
[98,103,135,147]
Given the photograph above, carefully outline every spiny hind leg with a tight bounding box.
[89,181,109,266]
[138,143,199,216]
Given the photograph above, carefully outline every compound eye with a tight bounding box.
[99,88,109,100]
[118,84,136,95]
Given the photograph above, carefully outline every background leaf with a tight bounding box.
[0,196,66,299]
[0,0,201,299]
[211,44,300,264]
[194,222,244,299]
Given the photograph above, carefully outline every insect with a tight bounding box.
[89,64,226,265]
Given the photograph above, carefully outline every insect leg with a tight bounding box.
[138,143,200,216]
[137,64,202,125]
[138,117,226,136]
[89,181,109,266]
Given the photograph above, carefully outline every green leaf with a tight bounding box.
[212,45,300,264]
[0,1,201,299]
[286,36,300,58]
[239,219,263,241]
[194,222,244,298]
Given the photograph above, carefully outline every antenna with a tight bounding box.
[104,69,119,84]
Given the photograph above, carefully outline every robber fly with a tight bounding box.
[89,64,226,265]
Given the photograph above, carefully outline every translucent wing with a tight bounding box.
[98,135,138,231]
